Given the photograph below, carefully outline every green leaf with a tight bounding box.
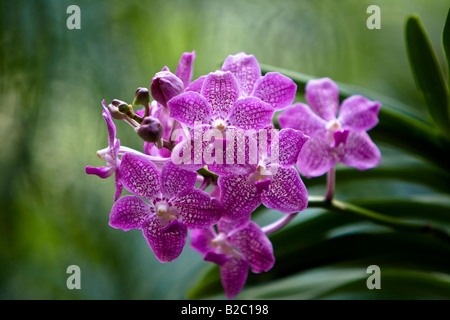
[443,8,450,83]
[405,14,450,137]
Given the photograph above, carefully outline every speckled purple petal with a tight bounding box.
[141,215,188,263]
[119,152,161,202]
[201,71,240,119]
[277,128,310,167]
[221,52,261,96]
[167,91,212,127]
[190,227,216,254]
[305,78,340,121]
[160,161,197,198]
[227,97,274,130]
[185,76,205,93]
[228,221,275,273]
[340,131,381,170]
[218,174,261,223]
[252,72,297,110]
[173,188,221,229]
[220,254,249,299]
[109,195,151,231]
[278,102,326,136]
[175,51,195,88]
[338,95,381,131]
[297,129,339,178]
[260,167,308,213]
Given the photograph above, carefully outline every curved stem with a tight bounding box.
[324,167,336,201]
[263,213,298,235]
[308,197,450,244]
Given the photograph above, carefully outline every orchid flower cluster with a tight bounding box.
[86,51,381,299]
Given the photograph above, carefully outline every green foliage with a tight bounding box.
[1,0,449,300]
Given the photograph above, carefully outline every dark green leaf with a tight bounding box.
[443,8,450,82]
[405,15,450,137]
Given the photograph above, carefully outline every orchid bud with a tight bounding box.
[137,116,164,143]
[106,99,128,120]
[133,87,150,106]
[150,71,184,107]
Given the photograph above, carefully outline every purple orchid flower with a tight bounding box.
[190,219,275,299]
[278,77,381,178]
[109,153,222,262]
[167,70,275,171]
[217,128,309,223]
[221,52,297,110]
[85,100,123,201]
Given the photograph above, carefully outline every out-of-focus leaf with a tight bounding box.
[237,268,450,300]
[405,14,450,137]
[444,8,450,82]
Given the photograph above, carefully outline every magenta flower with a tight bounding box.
[190,219,275,299]
[278,77,381,178]
[221,52,297,110]
[109,153,222,262]
[85,100,123,201]
[218,128,309,223]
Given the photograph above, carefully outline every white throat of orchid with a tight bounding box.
[211,232,234,255]
[155,200,179,227]
[326,119,342,133]
[212,118,227,131]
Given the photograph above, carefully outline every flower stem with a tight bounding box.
[308,196,450,244]
[262,213,298,235]
[324,167,336,201]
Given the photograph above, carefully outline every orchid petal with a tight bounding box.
[185,75,205,93]
[340,131,381,170]
[109,195,151,231]
[276,128,309,167]
[221,52,261,96]
[252,72,297,110]
[278,102,326,135]
[175,51,195,88]
[305,78,340,121]
[218,174,261,223]
[260,167,308,213]
[85,165,113,179]
[102,100,116,147]
[160,161,197,198]
[228,221,275,273]
[296,129,339,178]
[220,254,248,299]
[173,189,221,229]
[141,216,188,263]
[338,95,381,131]
[167,91,212,127]
[201,71,240,119]
[227,97,274,130]
[120,152,161,202]
[190,227,216,254]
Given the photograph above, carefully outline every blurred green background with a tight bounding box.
[1,0,449,299]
